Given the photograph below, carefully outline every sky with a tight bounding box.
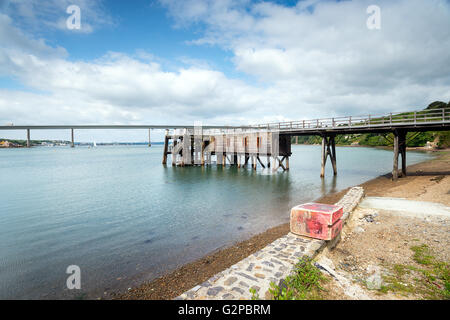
[0,0,449,142]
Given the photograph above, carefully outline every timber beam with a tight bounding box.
[320,134,337,177]
[392,129,407,181]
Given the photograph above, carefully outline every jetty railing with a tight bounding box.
[256,108,450,131]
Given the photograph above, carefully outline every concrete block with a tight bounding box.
[290,203,343,240]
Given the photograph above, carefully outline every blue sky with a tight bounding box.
[0,0,450,142]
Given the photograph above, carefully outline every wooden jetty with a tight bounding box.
[1,108,449,180]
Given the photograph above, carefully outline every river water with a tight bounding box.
[0,145,433,299]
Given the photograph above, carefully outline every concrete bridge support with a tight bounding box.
[392,130,407,181]
[71,128,75,148]
[320,134,337,177]
[26,129,30,148]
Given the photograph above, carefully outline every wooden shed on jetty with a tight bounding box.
[162,129,291,171]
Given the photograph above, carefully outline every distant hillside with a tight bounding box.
[292,101,450,149]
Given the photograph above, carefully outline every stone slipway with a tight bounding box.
[176,186,365,300]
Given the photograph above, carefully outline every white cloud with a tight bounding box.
[1,0,450,142]
[0,0,113,33]
[163,0,450,112]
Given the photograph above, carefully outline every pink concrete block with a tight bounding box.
[290,203,343,240]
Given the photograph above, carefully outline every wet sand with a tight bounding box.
[116,150,449,300]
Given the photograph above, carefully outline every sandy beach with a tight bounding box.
[117,150,450,300]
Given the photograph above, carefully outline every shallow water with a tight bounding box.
[0,145,433,299]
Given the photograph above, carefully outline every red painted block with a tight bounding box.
[290,203,343,240]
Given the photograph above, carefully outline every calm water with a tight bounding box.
[0,145,433,299]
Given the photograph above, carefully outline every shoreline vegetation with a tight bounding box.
[116,149,449,300]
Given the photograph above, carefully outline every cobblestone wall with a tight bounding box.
[176,186,364,300]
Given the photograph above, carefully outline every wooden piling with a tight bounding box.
[201,141,205,165]
[320,135,337,177]
[400,131,407,177]
[320,136,326,177]
[191,136,195,165]
[330,135,337,175]
[172,138,178,166]
[162,130,169,165]
[392,132,399,180]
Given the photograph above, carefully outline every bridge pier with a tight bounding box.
[392,130,407,181]
[71,128,75,148]
[26,129,30,148]
[320,135,337,177]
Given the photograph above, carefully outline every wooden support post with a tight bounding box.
[180,136,185,167]
[201,141,205,165]
[278,156,287,171]
[285,156,289,170]
[26,129,30,148]
[172,138,177,166]
[399,130,407,177]
[191,136,195,165]
[320,136,326,177]
[320,135,337,177]
[330,135,337,176]
[162,130,169,165]
[71,128,74,148]
[392,132,399,181]
[272,156,278,171]
[296,136,298,144]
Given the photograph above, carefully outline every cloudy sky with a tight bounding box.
[0,0,449,142]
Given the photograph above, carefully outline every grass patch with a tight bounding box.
[380,244,449,300]
[411,244,435,265]
[259,257,328,300]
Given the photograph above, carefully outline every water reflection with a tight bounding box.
[0,145,433,299]
[321,175,337,196]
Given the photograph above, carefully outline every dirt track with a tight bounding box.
[319,152,450,300]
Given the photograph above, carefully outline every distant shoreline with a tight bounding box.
[292,142,442,152]
[0,140,165,148]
